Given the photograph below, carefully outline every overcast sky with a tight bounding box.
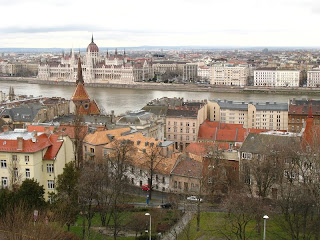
[0,0,320,48]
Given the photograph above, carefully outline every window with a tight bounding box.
[180,128,183,133]
[186,122,190,126]
[140,169,142,176]
[186,128,189,133]
[25,156,29,162]
[178,182,181,189]
[193,129,195,134]
[1,160,7,168]
[180,122,183,126]
[186,136,189,141]
[47,164,54,173]
[48,180,55,189]
[25,168,30,178]
[174,181,177,188]
[193,123,196,127]
[140,181,142,186]
[12,155,17,161]
[174,122,177,126]
[1,177,8,188]
[14,168,18,180]
[162,177,165,184]
[90,148,94,153]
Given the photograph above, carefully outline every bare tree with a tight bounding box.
[142,142,165,200]
[8,156,22,192]
[105,139,135,239]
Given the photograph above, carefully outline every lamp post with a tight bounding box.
[263,215,269,240]
[145,213,151,240]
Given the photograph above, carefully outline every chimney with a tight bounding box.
[145,141,149,146]
[32,130,38,142]
[2,125,9,133]
[17,137,23,150]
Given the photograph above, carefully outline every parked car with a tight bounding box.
[141,184,150,191]
[187,196,203,202]
[160,203,172,209]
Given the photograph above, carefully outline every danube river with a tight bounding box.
[0,81,317,115]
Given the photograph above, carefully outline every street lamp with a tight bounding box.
[145,213,151,240]
[263,215,269,240]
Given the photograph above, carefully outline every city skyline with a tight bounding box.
[1,0,320,48]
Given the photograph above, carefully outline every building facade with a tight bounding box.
[210,64,249,86]
[208,99,288,130]
[0,128,74,200]
[307,68,320,87]
[38,36,153,84]
[254,68,300,87]
[166,101,207,151]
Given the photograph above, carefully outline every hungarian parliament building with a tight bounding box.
[37,36,154,84]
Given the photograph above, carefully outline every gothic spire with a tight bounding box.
[76,56,84,85]
[91,34,94,43]
[115,48,118,56]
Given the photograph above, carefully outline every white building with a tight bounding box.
[254,68,300,87]
[197,66,211,82]
[210,64,249,86]
[307,68,320,87]
[38,36,153,84]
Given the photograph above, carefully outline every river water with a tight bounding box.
[0,81,317,115]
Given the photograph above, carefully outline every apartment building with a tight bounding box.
[183,64,198,82]
[254,68,300,87]
[166,101,207,151]
[288,99,320,133]
[197,66,211,81]
[103,132,176,192]
[307,68,320,87]
[210,64,249,86]
[208,99,288,130]
[0,127,74,200]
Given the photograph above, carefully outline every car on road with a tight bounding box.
[141,184,150,191]
[187,196,203,202]
[160,203,172,209]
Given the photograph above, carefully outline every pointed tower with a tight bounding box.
[71,58,100,116]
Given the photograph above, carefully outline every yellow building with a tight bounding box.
[0,127,74,200]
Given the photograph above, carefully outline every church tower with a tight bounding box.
[71,58,100,116]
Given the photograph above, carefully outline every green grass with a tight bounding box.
[178,212,293,240]
[67,208,181,240]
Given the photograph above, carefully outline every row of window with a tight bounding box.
[168,121,196,127]
[167,127,196,134]
[1,177,54,189]
[0,161,54,174]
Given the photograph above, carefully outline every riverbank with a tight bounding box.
[1,76,320,95]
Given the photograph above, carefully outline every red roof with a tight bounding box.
[0,133,51,153]
[27,125,55,132]
[43,134,63,160]
[198,120,267,142]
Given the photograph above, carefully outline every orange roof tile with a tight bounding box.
[0,133,51,153]
[89,100,100,115]
[84,127,131,146]
[43,134,63,160]
[71,83,90,101]
[27,125,55,132]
